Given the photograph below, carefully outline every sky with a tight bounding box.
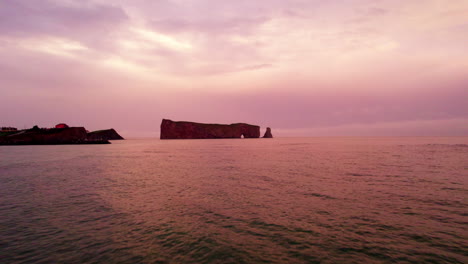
[0,0,467,137]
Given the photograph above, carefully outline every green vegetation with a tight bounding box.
[0,131,18,137]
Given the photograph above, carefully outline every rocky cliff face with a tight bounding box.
[160,119,261,139]
[0,127,110,145]
[87,129,124,141]
[263,127,273,138]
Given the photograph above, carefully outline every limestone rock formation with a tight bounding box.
[87,129,124,141]
[263,127,273,138]
[160,119,261,139]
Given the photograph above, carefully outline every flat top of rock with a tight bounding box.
[162,119,259,127]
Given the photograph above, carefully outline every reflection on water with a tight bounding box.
[1,137,467,263]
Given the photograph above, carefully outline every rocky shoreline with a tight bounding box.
[0,126,124,145]
[1,119,272,144]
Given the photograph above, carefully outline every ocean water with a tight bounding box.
[0,137,467,264]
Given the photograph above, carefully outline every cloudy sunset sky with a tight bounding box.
[1,0,467,137]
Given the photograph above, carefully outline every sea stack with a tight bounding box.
[263,127,273,138]
[160,119,261,139]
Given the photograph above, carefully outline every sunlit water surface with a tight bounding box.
[1,137,467,263]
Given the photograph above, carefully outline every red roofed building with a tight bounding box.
[55,123,69,129]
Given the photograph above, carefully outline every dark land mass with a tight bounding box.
[160,119,266,139]
[0,126,124,145]
[87,129,124,141]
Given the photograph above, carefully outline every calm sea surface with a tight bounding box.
[0,137,467,264]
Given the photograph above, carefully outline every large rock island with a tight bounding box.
[161,119,262,139]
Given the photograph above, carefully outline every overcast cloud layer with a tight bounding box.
[1,0,467,137]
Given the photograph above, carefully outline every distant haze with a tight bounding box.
[1,0,467,137]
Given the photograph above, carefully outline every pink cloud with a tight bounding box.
[0,0,467,136]
[0,0,128,37]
